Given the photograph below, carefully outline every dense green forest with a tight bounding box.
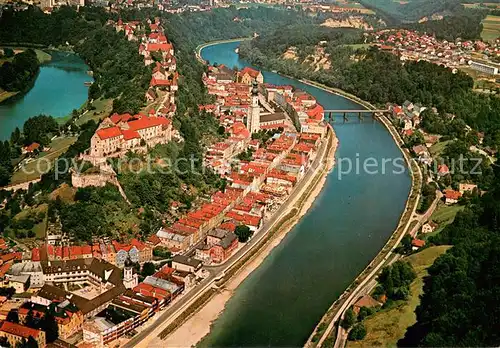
[0,49,40,92]
[360,0,487,41]
[398,167,500,346]
[360,0,467,23]
[403,10,486,41]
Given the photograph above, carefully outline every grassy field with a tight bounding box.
[348,246,451,347]
[12,203,48,239]
[431,202,464,225]
[423,202,464,239]
[481,15,500,42]
[429,140,452,157]
[49,183,77,203]
[10,137,77,185]
[77,98,113,125]
[35,49,52,64]
[57,98,113,126]
[342,43,373,50]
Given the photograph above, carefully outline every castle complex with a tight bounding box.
[87,113,172,163]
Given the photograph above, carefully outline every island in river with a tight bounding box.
[155,40,412,347]
[0,51,90,141]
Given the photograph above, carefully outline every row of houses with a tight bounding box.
[154,129,321,265]
[0,252,204,347]
[372,29,500,75]
[25,238,153,268]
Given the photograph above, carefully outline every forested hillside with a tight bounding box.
[0,49,40,92]
[360,0,465,23]
[398,167,500,346]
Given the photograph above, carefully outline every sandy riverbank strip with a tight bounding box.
[147,129,338,348]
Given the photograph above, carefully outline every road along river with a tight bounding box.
[190,41,412,347]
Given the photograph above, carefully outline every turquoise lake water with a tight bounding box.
[0,51,90,141]
[199,41,411,347]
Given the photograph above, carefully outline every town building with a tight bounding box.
[469,60,499,75]
[238,67,264,85]
[422,221,438,234]
[247,81,261,133]
[444,189,462,205]
[0,321,46,347]
[171,255,202,274]
[88,114,172,161]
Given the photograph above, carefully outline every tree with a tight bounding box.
[234,224,253,243]
[141,262,156,277]
[357,306,374,321]
[348,323,367,341]
[26,337,38,348]
[6,309,19,323]
[376,261,416,301]
[341,307,356,329]
[40,313,58,343]
[24,309,37,329]
[397,234,413,255]
[0,336,10,347]
[11,127,21,145]
[3,48,14,58]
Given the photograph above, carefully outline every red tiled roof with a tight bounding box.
[219,222,236,232]
[0,263,11,278]
[128,116,170,131]
[438,164,450,174]
[240,67,261,79]
[24,143,40,152]
[81,245,91,255]
[0,321,42,339]
[148,235,161,246]
[133,283,169,300]
[412,239,426,248]
[306,104,324,121]
[444,189,462,200]
[131,238,146,251]
[147,43,172,52]
[97,127,122,140]
[122,129,141,140]
[31,248,40,262]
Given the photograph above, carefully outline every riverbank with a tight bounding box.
[298,78,379,111]
[306,114,422,347]
[145,126,338,347]
[195,37,253,64]
[0,90,18,104]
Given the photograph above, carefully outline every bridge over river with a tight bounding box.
[324,109,390,122]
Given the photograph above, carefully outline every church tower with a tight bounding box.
[247,80,260,133]
[123,261,138,289]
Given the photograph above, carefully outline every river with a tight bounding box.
[199,41,412,347]
[0,51,90,141]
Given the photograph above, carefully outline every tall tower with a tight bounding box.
[123,262,138,289]
[247,80,260,134]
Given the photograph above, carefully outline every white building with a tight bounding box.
[247,81,261,133]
